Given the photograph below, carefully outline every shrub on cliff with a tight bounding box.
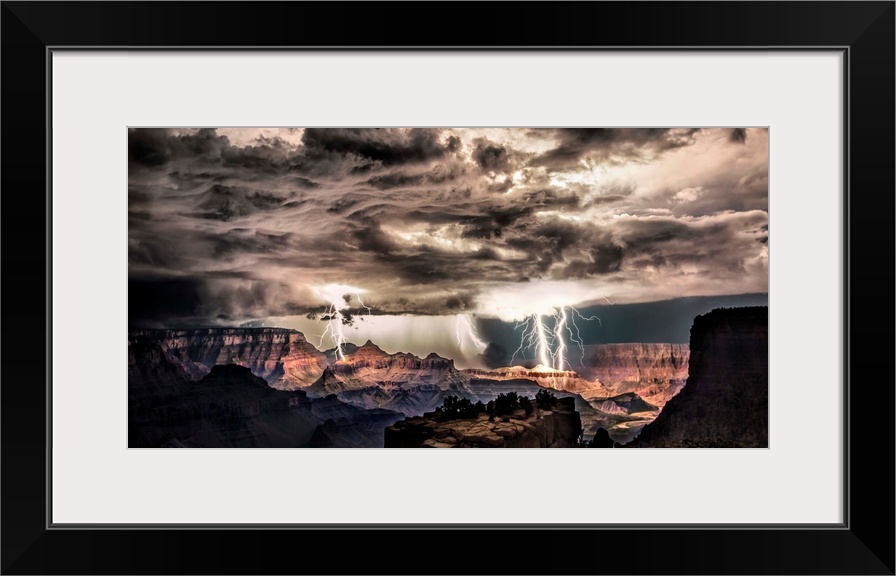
[535,389,558,410]
[493,392,520,416]
[438,395,480,420]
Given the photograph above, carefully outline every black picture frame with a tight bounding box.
[2,2,893,574]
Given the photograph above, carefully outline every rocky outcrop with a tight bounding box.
[128,339,403,447]
[579,343,690,407]
[128,336,192,398]
[592,392,659,416]
[130,362,321,448]
[463,365,607,398]
[462,345,689,444]
[130,328,330,389]
[628,307,768,447]
[384,397,583,448]
[326,340,469,392]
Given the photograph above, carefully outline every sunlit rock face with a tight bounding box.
[130,328,330,389]
[384,397,583,448]
[463,365,606,398]
[325,340,469,391]
[462,345,690,444]
[579,343,690,407]
[628,307,768,448]
[128,328,702,446]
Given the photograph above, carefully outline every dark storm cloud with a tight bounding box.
[480,342,510,368]
[301,128,454,165]
[521,188,582,209]
[128,128,768,326]
[293,176,320,189]
[533,128,700,170]
[612,212,768,278]
[351,222,400,255]
[221,142,290,172]
[129,128,230,168]
[365,163,466,189]
[730,128,748,143]
[588,243,625,274]
[128,128,177,167]
[445,293,474,310]
[471,137,511,172]
[129,277,204,327]
[189,184,290,222]
[210,229,293,257]
[459,205,533,239]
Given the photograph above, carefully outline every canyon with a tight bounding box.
[129,328,694,446]
[128,336,401,448]
[130,328,329,389]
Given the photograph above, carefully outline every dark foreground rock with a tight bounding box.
[627,307,768,448]
[129,337,402,447]
[384,397,583,448]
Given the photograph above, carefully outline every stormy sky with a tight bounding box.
[129,127,768,365]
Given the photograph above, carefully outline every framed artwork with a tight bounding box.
[2,1,892,574]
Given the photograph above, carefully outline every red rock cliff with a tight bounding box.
[129,328,329,390]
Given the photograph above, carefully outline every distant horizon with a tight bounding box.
[129,293,768,369]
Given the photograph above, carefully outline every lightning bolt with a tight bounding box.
[317,305,347,362]
[454,314,487,355]
[314,284,371,363]
[510,306,602,371]
[354,292,373,315]
[552,307,568,371]
[510,314,554,369]
[534,315,552,368]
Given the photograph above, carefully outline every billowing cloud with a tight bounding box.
[129,127,768,327]
[533,128,701,170]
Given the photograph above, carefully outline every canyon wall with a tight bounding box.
[628,307,768,447]
[580,343,690,407]
[128,336,403,447]
[130,328,330,389]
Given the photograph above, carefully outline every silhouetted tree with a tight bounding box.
[535,389,558,410]
[519,396,534,416]
[493,392,520,416]
[439,395,479,420]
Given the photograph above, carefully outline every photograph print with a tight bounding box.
[128,127,769,448]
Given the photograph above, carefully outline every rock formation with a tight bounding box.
[384,397,583,448]
[130,328,330,389]
[463,365,606,398]
[463,344,690,444]
[128,337,403,447]
[128,327,716,448]
[321,340,469,393]
[579,343,690,407]
[627,307,768,447]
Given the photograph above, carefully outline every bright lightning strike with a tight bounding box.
[314,284,371,362]
[510,314,553,368]
[552,307,568,371]
[510,306,601,371]
[454,314,488,356]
